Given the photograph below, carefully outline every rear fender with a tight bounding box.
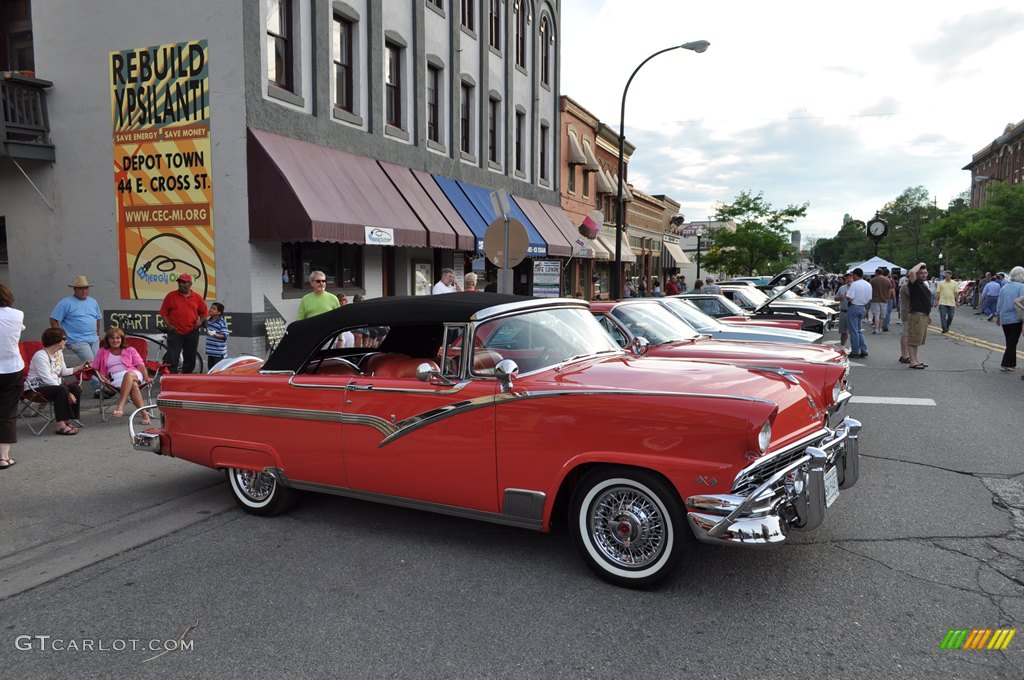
[211,445,280,473]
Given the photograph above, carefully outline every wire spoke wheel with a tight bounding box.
[570,468,689,587]
[226,467,295,516]
[589,486,666,569]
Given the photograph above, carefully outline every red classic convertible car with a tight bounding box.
[131,294,861,587]
[590,300,851,425]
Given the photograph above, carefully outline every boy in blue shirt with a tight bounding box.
[205,302,229,367]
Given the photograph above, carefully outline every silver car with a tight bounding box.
[657,297,825,344]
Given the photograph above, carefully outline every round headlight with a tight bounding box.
[757,420,772,454]
[832,380,842,403]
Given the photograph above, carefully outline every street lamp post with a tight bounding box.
[613,40,709,300]
[695,228,704,281]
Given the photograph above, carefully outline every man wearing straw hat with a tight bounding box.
[50,275,104,393]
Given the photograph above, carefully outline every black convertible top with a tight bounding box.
[263,292,531,372]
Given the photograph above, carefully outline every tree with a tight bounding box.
[702,191,807,275]
[930,183,1024,274]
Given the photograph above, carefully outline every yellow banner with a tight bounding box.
[111,40,215,300]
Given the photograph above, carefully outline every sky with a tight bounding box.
[559,0,1024,244]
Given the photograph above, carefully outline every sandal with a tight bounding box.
[910,363,927,369]
[55,426,79,435]
[898,357,911,364]
[112,409,124,417]
[141,414,152,425]
[0,458,15,469]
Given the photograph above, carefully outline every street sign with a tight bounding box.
[483,217,528,269]
[489,190,511,220]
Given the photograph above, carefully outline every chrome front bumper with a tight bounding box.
[686,416,861,546]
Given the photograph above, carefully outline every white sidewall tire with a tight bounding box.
[574,474,679,583]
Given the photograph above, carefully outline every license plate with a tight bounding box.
[824,466,839,507]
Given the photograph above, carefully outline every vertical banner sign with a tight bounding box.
[111,40,215,300]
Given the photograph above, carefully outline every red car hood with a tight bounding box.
[534,354,823,450]
[649,338,843,364]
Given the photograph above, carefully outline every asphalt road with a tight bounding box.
[1,306,1022,679]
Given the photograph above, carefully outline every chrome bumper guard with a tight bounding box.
[827,389,852,427]
[129,405,163,454]
[686,416,862,546]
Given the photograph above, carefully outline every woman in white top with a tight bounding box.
[25,327,89,435]
[0,284,24,468]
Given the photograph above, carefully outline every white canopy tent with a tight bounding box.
[848,256,907,274]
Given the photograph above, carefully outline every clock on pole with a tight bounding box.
[866,218,888,255]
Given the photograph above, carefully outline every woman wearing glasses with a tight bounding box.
[296,270,340,320]
[24,328,89,435]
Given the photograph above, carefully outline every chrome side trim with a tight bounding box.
[377,388,775,446]
[274,473,544,531]
[378,394,497,446]
[156,398,342,423]
[158,388,776,448]
[346,380,472,395]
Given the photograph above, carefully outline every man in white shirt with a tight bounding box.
[845,268,873,358]
[432,268,462,295]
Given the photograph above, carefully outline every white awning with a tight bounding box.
[582,140,601,172]
[663,241,691,265]
[596,167,615,194]
[597,230,637,263]
[567,130,586,164]
[587,234,611,260]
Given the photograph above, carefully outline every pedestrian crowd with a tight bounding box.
[0,275,230,471]
[832,264,1024,374]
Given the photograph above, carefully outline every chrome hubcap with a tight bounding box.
[236,470,275,502]
[589,486,665,568]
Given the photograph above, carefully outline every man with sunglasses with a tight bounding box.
[296,270,340,320]
[159,274,208,374]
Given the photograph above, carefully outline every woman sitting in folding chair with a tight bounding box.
[93,328,151,422]
[25,328,89,436]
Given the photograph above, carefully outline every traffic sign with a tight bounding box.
[483,217,528,269]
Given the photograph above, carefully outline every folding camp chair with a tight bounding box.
[17,341,88,434]
[17,341,56,436]
[94,337,162,422]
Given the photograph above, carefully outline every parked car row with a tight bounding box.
[129,292,861,588]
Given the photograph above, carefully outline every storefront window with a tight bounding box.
[282,242,363,291]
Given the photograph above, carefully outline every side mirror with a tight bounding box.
[630,336,650,357]
[494,359,520,393]
[417,362,456,386]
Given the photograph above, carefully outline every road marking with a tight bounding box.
[849,396,936,406]
[930,324,1024,358]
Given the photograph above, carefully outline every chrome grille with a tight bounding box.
[732,431,831,496]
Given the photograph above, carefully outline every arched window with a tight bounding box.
[539,16,552,86]
[514,0,529,68]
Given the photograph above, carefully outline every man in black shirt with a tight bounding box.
[906,262,931,368]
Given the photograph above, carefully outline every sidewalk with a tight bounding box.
[0,397,229,599]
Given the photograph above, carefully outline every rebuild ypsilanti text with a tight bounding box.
[111,43,208,129]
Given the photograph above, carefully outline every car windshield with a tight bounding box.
[608,304,702,344]
[707,295,745,315]
[659,298,725,331]
[474,307,621,373]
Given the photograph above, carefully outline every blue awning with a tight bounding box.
[432,175,547,257]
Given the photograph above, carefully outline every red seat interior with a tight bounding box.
[369,356,438,379]
[472,349,504,374]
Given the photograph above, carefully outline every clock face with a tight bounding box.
[868,220,887,237]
